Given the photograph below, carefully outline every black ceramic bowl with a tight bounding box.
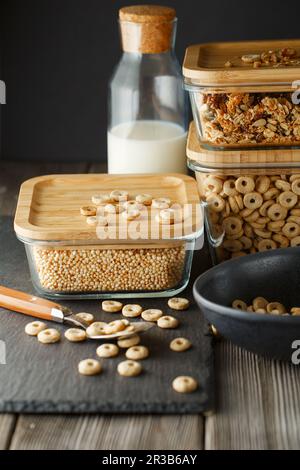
[193,247,300,361]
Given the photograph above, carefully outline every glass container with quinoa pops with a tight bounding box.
[14,173,203,299]
[183,39,300,150]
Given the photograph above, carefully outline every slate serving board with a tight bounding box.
[0,216,214,414]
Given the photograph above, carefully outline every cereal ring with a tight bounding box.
[291,308,300,316]
[278,191,297,209]
[232,299,247,310]
[235,194,244,210]
[80,206,97,216]
[204,176,223,194]
[282,222,300,239]
[228,196,240,214]
[170,337,192,352]
[259,200,274,217]
[78,359,102,376]
[267,220,285,232]
[254,228,271,239]
[257,239,277,252]
[288,216,300,225]
[243,192,263,210]
[135,194,152,205]
[126,345,149,360]
[244,210,259,222]
[231,251,247,258]
[86,216,98,226]
[244,223,254,238]
[75,312,94,325]
[156,208,178,225]
[291,179,300,195]
[122,209,141,221]
[270,175,280,182]
[275,180,291,191]
[266,302,286,314]
[240,208,254,218]
[291,236,300,247]
[102,300,123,313]
[110,190,128,202]
[106,320,126,334]
[255,308,267,314]
[273,233,290,247]
[172,376,198,394]
[209,210,220,224]
[86,322,108,337]
[250,221,265,229]
[96,343,119,358]
[157,316,179,329]
[65,328,87,342]
[25,321,47,336]
[235,176,255,194]
[247,306,254,312]
[223,216,243,236]
[168,297,190,310]
[223,239,243,252]
[239,236,252,250]
[37,328,61,344]
[123,200,143,211]
[289,174,300,182]
[291,209,300,216]
[253,297,268,310]
[91,194,112,205]
[256,176,271,194]
[221,201,231,218]
[141,309,163,322]
[122,304,143,318]
[223,179,238,196]
[117,334,140,349]
[206,193,225,213]
[226,229,244,240]
[263,188,280,201]
[117,360,142,377]
[267,203,288,221]
[152,198,171,209]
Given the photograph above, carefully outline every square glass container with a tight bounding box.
[187,121,300,263]
[183,39,300,150]
[14,173,203,299]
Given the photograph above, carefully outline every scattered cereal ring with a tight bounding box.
[122,304,143,318]
[106,320,126,334]
[278,191,297,209]
[152,198,171,209]
[206,193,225,212]
[141,309,163,322]
[266,302,286,314]
[75,312,94,325]
[110,190,128,202]
[235,176,255,194]
[172,376,198,394]
[86,322,108,337]
[117,360,142,377]
[168,297,190,310]
[223,216,243,236]
[102,300,123,313]
[122,209,141,221]
[243,192,263,210]
[104,203,123,214]
[223,179,238,196]
[25,321,47,336]
[80,206,97,216]
[117,334,141,349]
[157,316,179,329]
[96,343,119,358]
[291,179,300,195]
[291,236,300,247]
[91,194,112,205]
[253,297,268,310]
[78,358,102,376]
[126,345,149,360]
[170,337,192,352]
[65,328,87,342]
[232,299,247,311]
[257,239,277,252]
[291,308,300,316]
[86,216,98,226]
[135,194,152,205]
[37,328,61,344]
[267,203,288,221]
[256,176,271,194]
[282,222,300,239]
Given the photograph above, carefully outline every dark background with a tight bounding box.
[0,0,300,163]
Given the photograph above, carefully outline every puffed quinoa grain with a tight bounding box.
[172,376,198,393]
[25,321,47,336]
[78,358,102,376]
[102,300,123,313]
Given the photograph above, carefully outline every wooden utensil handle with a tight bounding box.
[0,285,64,322]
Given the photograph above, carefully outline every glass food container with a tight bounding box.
[14,173,203,299]
[183,39,300,151]
[108,5,188,174]
[187,121,300,264]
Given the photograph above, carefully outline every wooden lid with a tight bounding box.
[187,121,300,175]
[119,5,176,23]
[119,5,176,54]
[183,39,300,87]
[14,173,202,242]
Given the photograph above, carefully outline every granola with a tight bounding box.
[200,92,300,146]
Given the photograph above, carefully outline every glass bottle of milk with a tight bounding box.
[108,5,188,174]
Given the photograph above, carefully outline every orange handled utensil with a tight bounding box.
[0,285,152,339]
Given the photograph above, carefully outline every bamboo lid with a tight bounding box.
[183,39,300,87]
[119,5,176,54]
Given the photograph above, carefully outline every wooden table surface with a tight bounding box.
[1,160,300,450]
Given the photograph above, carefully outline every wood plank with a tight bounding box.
[0,415,17,450]
[205,341,300,450]
[10,415,203,450]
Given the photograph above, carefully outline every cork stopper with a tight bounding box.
[119,5,177,54]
